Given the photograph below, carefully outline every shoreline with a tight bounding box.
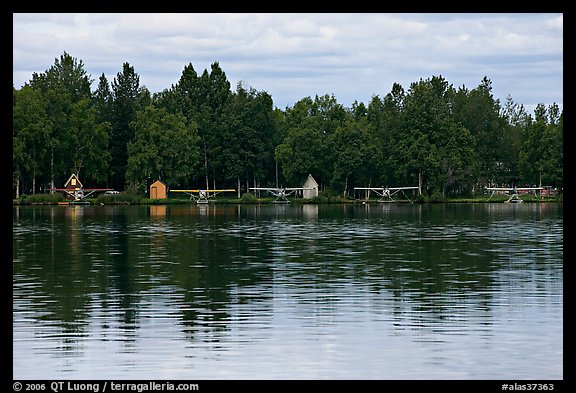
[13,198,562,206]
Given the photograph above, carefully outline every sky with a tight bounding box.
[13,13,563,114]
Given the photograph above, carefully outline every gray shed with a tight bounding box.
[303,174,319,199]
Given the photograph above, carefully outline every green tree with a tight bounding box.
[199,62,232,190]
[275,127,327,187]
[347,99,381,190]
[498,95,531,186]
[161,62,202,120]
[275,96,336,188]
[30,51,92,102]
[329,119,373,196]
[540,104,563,187]
[167,62,232,190]
[67,98,110,184]
[394,75,475,197]
[126,105,201,192]
[93,73,113,124]
[110,62,141,190]
[29,51,93,189]
[435,117,477,197]
[373,83,406,187]
[519,103,563,187]
[13,85,52,196]
[216,83,278,195]
[452,77,507,190]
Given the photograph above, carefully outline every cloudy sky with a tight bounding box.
[13,13,563,114]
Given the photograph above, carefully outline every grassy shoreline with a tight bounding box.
[12,193,562,205]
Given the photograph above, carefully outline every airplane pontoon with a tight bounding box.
[354,186,419,203]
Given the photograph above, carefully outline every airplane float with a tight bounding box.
[249,187,311,204]
[485,186,545,203]
[50,173,113,205]
[170,189,236,204]
[354,186,419,203]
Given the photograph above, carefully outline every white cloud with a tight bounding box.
[13,13,563,112]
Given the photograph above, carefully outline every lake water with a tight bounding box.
[12,203,563,380]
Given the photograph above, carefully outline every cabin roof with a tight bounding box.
[303,174,318,187]
[64,173,83,189]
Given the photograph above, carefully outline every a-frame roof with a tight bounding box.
[64,173,83,189]
[304,174,319,188]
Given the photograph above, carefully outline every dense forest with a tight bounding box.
[13,52,563,199]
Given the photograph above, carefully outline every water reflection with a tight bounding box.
[13,203,563,379]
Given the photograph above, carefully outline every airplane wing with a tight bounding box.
[50,188,76,196]
[171,189,235,192]
[50,187,112,192]
[354,187,417,190]
[486,187,543,191]
[355,187,386,191]
[250,187,310,191]
[50,187,112,200]
[388,186,419,190]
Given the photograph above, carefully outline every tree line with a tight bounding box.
[13,52,563,199]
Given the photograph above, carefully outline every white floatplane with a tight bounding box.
[485,186,544,203]
[170,189,236,204]
[354,186,419,203]
[249,187,311,204]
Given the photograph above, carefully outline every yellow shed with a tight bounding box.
[149,180,167,199]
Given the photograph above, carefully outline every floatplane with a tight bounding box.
[249,187,311,204]
[354,186,419,203]
[485,186,545,203]
[50,173,113,205]
[170,188,236,204]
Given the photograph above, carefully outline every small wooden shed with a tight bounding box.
[149,180,167,199]
[303,174,319,199]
